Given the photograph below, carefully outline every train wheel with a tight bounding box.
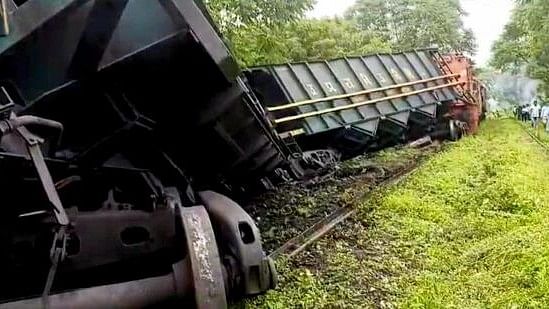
[179,206,228,308]
[198,191,277,297]
[449,120,462,141]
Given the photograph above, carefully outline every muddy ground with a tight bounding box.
[245,141,445,253]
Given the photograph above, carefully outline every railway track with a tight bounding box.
[521,122,549,151]
[268,159,423,260]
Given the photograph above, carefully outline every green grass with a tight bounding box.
[522,121,549,147]
[246,119,549,308]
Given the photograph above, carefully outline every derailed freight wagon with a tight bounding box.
[0,0,485,307]
[0,0,280,308]
[246,50,483,158]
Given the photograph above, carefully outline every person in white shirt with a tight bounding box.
[530,102,541,128]
[541,104,549,131]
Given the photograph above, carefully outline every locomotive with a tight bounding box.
[0,0,484,308]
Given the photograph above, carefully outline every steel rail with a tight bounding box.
[267,73,460,112]
[269,161,421,260]
[521,122,549,152]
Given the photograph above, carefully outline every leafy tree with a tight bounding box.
[345,0,476,54]
[205,0,314,66]
[205,0,314,32]
[491,0,549,94]
[283,19,392,61]
[206,0,475,67]
[227,19,392,67]
[206,0,391,67]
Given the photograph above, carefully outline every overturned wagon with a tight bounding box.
[0,0,485,307]
[247,50,477,157]
[0,0,279,308]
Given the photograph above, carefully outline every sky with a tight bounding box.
[308,0,515,66]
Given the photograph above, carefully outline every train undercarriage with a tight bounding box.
[0,0,279,307]
[0,109,276,308]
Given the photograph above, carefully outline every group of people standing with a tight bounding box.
[516,98,549,131]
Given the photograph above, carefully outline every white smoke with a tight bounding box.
[486,73,540,112]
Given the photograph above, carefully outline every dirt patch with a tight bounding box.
[246,142,444,253]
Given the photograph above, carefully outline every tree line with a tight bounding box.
[491,0,549,95]
[205,0,476,67]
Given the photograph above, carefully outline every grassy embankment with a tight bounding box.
[522,120,549,147]
[246,119,549,308]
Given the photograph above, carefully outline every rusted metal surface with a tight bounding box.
[440,53,486,134]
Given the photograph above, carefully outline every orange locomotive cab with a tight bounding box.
[440,54,486,134]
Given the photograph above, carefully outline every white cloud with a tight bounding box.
[308,0,356,18]
[460,0,514,66]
